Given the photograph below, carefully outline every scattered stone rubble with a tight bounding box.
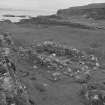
[80,82,105,105]
[19,40,100,82]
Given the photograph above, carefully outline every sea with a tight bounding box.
[0,9,56,22]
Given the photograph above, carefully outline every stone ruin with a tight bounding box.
[79,82,105,105]
[23,40,100,82]
[18,40,104,105]
[1,32,104,105]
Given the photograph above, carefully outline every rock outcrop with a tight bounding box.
[57,3,105,20]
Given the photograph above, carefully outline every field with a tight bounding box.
[1,22,105,105]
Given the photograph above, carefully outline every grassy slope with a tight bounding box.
[1,22,105,105]
[1,23,105,48]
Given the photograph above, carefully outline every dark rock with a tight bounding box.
[30,77,37,81]
[79,82,105,105]
[35,83,47,92]
[1,20,12,24]
[29,99,37,105]
[57,3,105,20]
[3,14,15,17]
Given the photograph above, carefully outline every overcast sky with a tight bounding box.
[0,0,105,10]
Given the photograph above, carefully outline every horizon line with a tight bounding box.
[0,2,105,11]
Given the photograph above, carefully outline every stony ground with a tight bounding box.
[1,22,105,105]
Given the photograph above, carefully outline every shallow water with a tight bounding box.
[0,9,56,22]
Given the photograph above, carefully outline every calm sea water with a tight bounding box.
[0,9,56,22]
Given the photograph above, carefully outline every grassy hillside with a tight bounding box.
[57,3,105,20]
[1,20,105,105]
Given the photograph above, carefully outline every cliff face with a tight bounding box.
[57,3,105,20]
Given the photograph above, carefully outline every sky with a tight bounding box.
[0,0,105,11]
